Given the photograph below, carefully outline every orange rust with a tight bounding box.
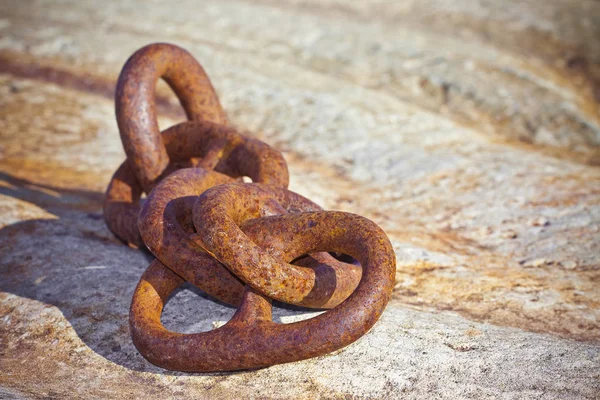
[130,204,395,372]
[104,43,395,372]
[115,43,228,192]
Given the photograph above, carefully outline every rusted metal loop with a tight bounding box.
[136,167,242,305]
[192,183,363,307]
[104,120,289,247]
[130,211,396,372]
[139,169,359,308]
[116,43,227,192]
[159,120,289,184]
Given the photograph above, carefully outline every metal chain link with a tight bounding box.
[104,43,396,372]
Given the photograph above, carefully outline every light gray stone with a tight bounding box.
[0,0,599,398]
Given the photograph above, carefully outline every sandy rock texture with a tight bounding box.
[0,0,599,398]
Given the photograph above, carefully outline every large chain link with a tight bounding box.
[104,43,396,372]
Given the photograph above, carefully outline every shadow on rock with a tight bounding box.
[0,171,317,375]
[0,171,240,375]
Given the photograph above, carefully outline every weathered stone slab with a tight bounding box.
[1,214,598,398]
[0,0,599,398]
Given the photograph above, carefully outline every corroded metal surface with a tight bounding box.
[192,183,363,308]
[116,43,227,192]
[104,43,395,372]
[130,202,395,372]
[103,118,289,247]
[104,41,248,248]
[139,159,360,308]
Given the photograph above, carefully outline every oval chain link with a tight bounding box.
[105,43,396,372]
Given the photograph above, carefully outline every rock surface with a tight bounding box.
[0,0,599,398]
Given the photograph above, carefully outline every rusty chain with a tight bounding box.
[104,43,396,372]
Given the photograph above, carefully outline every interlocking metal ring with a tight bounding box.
[116,42,227,192]
[130,183,395,372]
[104,43,396,373]
[137,120,290,305]
[140,169,362,307]
[193,183,363,308]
